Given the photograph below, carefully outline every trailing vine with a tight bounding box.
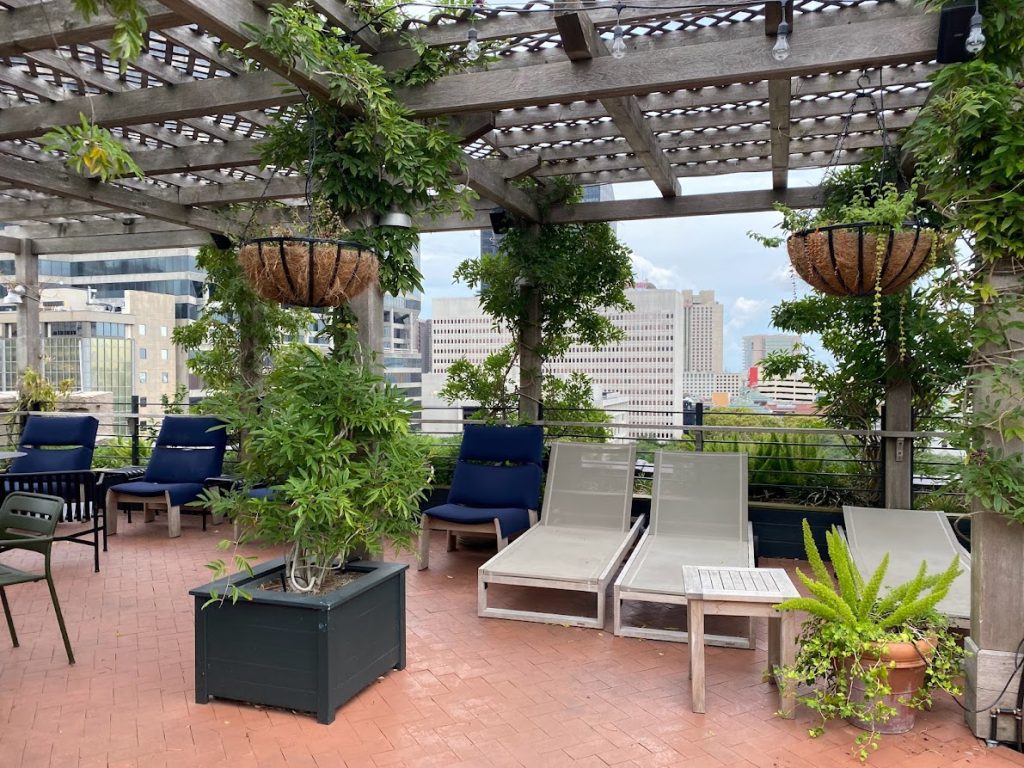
[69,0,147,73]
[907,0,1024,523]
[41,113,144,182]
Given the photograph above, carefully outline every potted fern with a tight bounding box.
[776,520,964,760]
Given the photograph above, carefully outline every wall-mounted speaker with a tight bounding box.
[937,1,976,64]
[489,207,511,235]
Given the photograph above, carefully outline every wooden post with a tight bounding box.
[14,238,40,376]
[352,283,384,369]
[964,255,1024,741]
[882,374,913,510]
[518,282,542,422]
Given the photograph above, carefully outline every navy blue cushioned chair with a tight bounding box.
[1,415,104,572]
[417,424,543,570]
[106,415,227,539]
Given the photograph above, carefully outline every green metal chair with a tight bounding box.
[0,492,74,664]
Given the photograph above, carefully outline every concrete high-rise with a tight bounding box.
[741,333,801,372]
[430,287,727,435]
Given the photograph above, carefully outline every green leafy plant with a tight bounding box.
[203,340,431,595]
[42,114,144,182]
[70,0,146,72]
[776,520,965,760]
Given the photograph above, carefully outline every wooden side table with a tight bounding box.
[683,566,800,716]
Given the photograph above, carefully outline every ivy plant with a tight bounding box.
[905,0,1024,523]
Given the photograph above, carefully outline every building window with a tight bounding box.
[160,349,169,361]
[161,372,170,384]
[160,326,168,337]
[139,372,148,383]
[139,348,147,360]
[138,324,146,336]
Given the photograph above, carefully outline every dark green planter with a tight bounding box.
[190,557,407,724]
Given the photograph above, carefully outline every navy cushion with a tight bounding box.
[249,487,274,500]
[10,415,98,473]
[459,424,543,464]
[155,416,227,449]
[448,462,542,511]
[424,503,531,538]
[145,447,224,484]
[110,480,205,507]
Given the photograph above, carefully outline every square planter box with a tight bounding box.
[190,557,407,724]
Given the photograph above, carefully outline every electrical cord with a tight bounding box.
[913,635,1024,715]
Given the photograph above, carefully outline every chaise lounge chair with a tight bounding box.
[613,451,755,648]
[478,442,641,629]
[841,505,971,626]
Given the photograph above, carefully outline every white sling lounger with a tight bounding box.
[477,442,642,629]
[842,505,971,626]
[614,451,755,648]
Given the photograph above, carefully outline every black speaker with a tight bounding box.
[936,1,976,64]
[489,207,511,235]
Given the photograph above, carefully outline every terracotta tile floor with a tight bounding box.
[2,517,1024,768]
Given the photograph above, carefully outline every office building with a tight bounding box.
[431,288,726,435]
[749,365,817,404]
[742,333,801,372]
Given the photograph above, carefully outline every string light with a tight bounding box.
[965,0,985,55]
[611,3,627,59]
[466,26,481,60]
[772,0,790,61]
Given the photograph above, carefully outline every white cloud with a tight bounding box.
[630,253,681,289]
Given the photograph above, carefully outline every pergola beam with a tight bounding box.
[459,159,540,221]
[768,78,792,190]
[0,0,182,56]
[0,156,233,234]
[554,11,679,198]
[0,71,299,142]
[397,11,938,115]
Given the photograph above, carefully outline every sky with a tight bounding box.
[419,168,826,372]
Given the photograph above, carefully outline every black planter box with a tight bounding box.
[190,557,407,724]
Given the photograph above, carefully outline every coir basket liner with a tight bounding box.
[787,222,934,296]
[239,237,378,307]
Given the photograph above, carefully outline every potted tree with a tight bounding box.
[776,520,964,760]
[189,336,431,724]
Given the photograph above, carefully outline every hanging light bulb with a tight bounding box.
[610,4,627,59]
[466,26,481,61]
[965,3,985,55]
[772,20,791,62]
[611,25,627,59]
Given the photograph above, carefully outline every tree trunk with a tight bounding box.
[518,283,542,422]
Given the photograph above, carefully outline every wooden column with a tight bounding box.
[518,283,542,422]
[14,238,40,376]
[883,374,913,510]
[964,255,1024,741]
[352,283,384,369]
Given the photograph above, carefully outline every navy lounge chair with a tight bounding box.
[2,415,104,571]
[417,424,543,570]
[106,416,227,538]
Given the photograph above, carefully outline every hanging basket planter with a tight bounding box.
[238,237,378,307]
[786,222,935,297]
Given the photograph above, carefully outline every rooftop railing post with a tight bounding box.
[695,402,705,452]
[129,395,141,466]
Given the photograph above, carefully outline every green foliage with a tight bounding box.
[42,114,144,182]
[203,341,431,594]
[776,520,965,759]
[16,368,72,413]
[453,178,635,362]
[70,0,146,72]
[906,0,1024,523]
[439,345,612,440]
[250,2,474,296]
[172,243,314,392]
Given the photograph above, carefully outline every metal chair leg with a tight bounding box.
[0,586,18,648]
[45,576,74,664]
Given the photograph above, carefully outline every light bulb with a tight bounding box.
[611,26,626,59]
[772,21,790,62]
[965,12,985,54]
[466,28,481,61]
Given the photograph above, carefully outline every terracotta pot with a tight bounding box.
[238,237,378,307]
[787,223,934,296]
[843,638,935,734]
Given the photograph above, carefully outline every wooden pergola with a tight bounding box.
[0,0,942,255]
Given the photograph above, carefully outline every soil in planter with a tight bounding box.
[256,568,362,594]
